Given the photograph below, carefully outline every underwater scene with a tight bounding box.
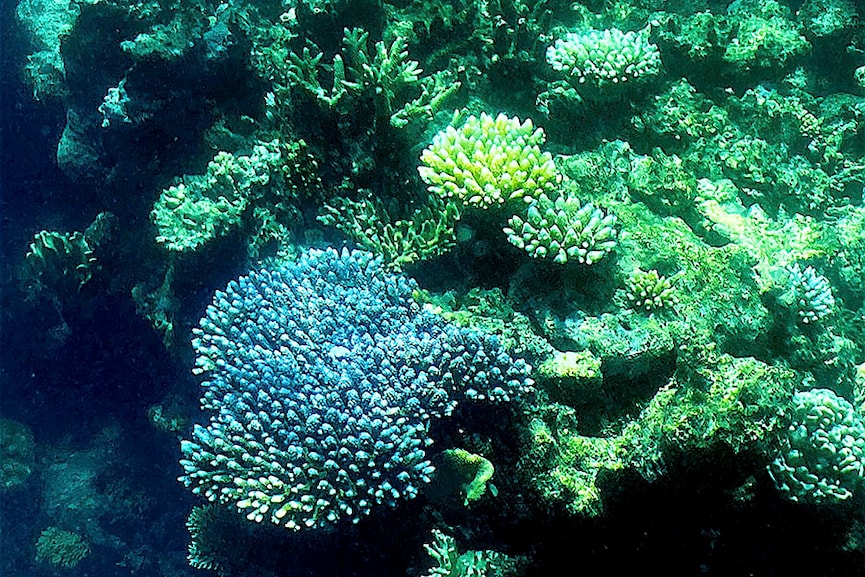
[4,0,865,575]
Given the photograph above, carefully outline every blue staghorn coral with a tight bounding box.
[179,247,532,530]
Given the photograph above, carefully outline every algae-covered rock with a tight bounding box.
[520,346,796,518]
[0,418,35,490]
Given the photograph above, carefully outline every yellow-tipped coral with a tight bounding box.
[418,111,558,210]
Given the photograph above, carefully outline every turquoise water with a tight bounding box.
[3,1,865,575]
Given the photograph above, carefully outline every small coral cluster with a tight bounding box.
[179,248,532,530]
[35,527,90,568]
[419,113,620,266]
[769,388,865,504]
[152,142,282,252]
[503,193,618,265]
[626,269,678,312]
[786,263,835,324]
[546,27,662,95]
[418,112,558,209]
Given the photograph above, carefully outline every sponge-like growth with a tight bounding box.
[503,193,618,265]
[152,141,283,252]
[179,248,532,530]
[418,112,558,210]
[546,27,661,98]
[769,388,865,504]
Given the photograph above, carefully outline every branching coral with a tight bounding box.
[152,143,280,252]
[318,194,460,268]
[503,193,618,265]
[21,212,114,299]
[419,112,558,210]
[35,527,90,568]
[179,248,532,530]
[626,269,678,312]
[421,529,519,577]
[152,139,318,254]
[545,26,661,100]
[284,27,459,129]
[785,263,836,324]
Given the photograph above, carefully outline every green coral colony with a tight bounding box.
[9,0,865,574]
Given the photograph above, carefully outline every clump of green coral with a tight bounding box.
[420,529,520,577]
[535,350,604,408]
[621,348,797,480]
[631,79,728,144]
[152,142,281,252]
[631,78,864,217]
[723,0,810,70]
[626,268,678,312]
[152,139,318,255]
[627,148,698,216]
[654,0,810,73]
[519,409,621,518]
[417,287,553,362]
[432,449,496,507]
[696,195,823,292]
[769,388,865,504]
[22,230,95,294]
[545,26,662,97]
[35,527,90,568]
[21,212,114,299]
[318,194,459,268]
[504,193,618,265]
[419,112,558,210]
[784,263,836,324]
[1,418,35,490]
[538,349,603,383]
[521,347,797,517]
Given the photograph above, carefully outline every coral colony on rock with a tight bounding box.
[4,0,865,576]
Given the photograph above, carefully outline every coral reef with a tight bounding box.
[10,0,865,573]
